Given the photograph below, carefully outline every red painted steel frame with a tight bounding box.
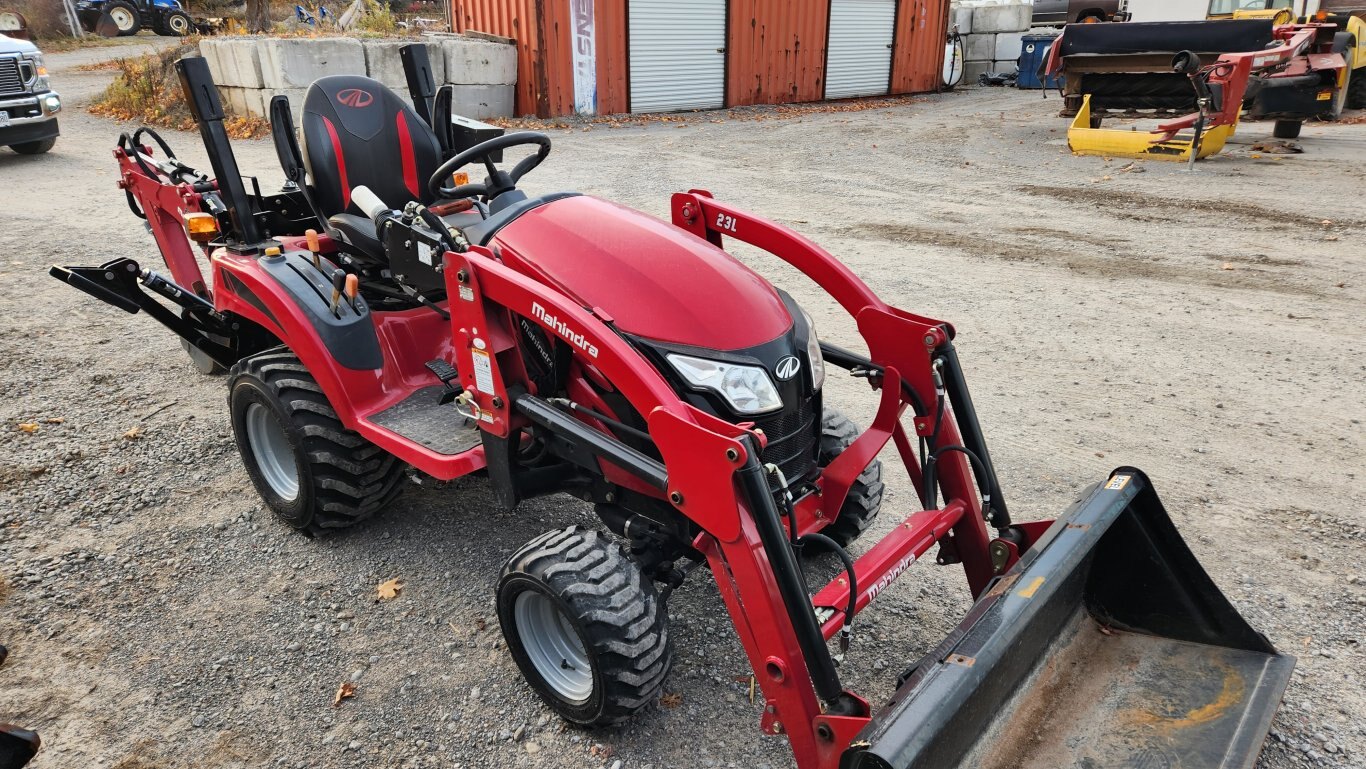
[118,144,1003,767]
[115,146,213,298]
[437,193,1000,769]
[1151,25,1325,141]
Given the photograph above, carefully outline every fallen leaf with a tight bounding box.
[376,578,404,600]
[660,692,683,709]
[123,426,143,440]
[1220,263,1235,270]
[474,617,487,632]
[43,417,65,424]
[333,681,356,706]
[17,423,39,434]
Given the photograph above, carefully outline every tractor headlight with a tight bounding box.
[666,354,783,415]
[800,307,825,392]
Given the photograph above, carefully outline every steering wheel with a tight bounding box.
[427,132,552,202]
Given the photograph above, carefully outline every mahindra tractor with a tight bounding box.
[51,46,1296,769]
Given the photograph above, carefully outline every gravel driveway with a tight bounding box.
[1,38,1363,769]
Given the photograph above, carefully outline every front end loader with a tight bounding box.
[50,47,1295,769]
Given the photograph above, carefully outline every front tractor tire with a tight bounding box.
[162,9,193,35]
[228,350,406,535]
[818,408,885,547]
[498,527,672,727]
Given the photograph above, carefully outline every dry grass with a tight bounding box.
[89,41,270,139]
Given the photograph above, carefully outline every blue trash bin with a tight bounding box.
[1016,33,1063,89]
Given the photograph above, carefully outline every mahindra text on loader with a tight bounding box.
[50,45,1296,769]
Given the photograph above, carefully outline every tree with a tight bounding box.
[245,0,270,32]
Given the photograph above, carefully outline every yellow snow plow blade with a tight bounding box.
[1067,95,1236,161]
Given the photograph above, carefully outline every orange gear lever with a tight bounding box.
[344,274,359,309]
[305,228,322,269]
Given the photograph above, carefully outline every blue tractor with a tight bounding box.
[75,0,200,37]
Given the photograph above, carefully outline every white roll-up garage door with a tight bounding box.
[628,0,727,113]
[825,0,896,99]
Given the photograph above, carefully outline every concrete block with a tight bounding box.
[258,37,366,89]
[198,39,224,83]
[363,40,447,97]
[972,3,1030,33]
[219,38,266,89]
[264,88,309,125]
[442,38,517,85]
[994,59,1019,74]
[217,85,253,117]
[950,5,973,34]
[448,83,514,119]
[965,33,995,63]
[994,31,1025,61]
[964,60,993,84]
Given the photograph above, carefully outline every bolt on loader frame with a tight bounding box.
[50,50,1295,769]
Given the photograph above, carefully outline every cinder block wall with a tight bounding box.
[949,0,1055,84]
[199,34,517,125]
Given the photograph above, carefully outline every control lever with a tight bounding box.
[305,228,322,270]
[424,359,464,405]
[329,271,345,316]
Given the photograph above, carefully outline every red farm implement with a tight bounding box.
[51,48,1294,769]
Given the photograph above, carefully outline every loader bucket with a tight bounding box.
[1067,95,1234,161]
[843,468,1294,769]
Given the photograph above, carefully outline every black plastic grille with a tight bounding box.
[755,396,818,484]
[0,58,21,96]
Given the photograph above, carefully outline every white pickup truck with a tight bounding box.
[0,26,61,155]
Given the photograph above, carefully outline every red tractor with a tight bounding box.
[53,47,1295,769]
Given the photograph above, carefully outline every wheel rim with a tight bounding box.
[245,402,300,500]
[110,7,134,29]
[170,14,188,32]
[514,590,593,704]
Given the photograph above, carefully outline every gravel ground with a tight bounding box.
[1,38,1363,769]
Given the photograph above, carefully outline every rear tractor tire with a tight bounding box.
[1273,120,1302,139]
[817,408,885,547]
[228,349,406,535]
[497,527,672,727]
[103,1,141,35]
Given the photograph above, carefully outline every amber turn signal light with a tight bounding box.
[183,212,220,243]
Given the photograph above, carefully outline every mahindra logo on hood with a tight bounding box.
[336,88,374,108]
[774,356,801,381]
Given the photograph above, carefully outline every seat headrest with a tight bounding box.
[300,75,443,217]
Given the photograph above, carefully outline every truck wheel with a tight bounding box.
[1273,120,1302,139]
[103,1,141,35]
[9,138,56,155]
[498,527,672,727]
[1349,67,1366,110]
[162,10,193,35]
[228,349,406,535]
[817,408,885,547]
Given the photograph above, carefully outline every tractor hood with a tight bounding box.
[489,195,793,350]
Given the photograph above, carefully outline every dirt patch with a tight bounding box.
[1017,184,1363,230]
[843,222,1324,296]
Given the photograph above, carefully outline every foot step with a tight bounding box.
[370,385,480,456]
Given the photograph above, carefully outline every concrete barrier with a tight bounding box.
[994,31,1025,61]
[364,40,448,95]
[200,35,517,124]
[442,37,516,85]
[972,2,1031,33]
[258,37,366,89]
